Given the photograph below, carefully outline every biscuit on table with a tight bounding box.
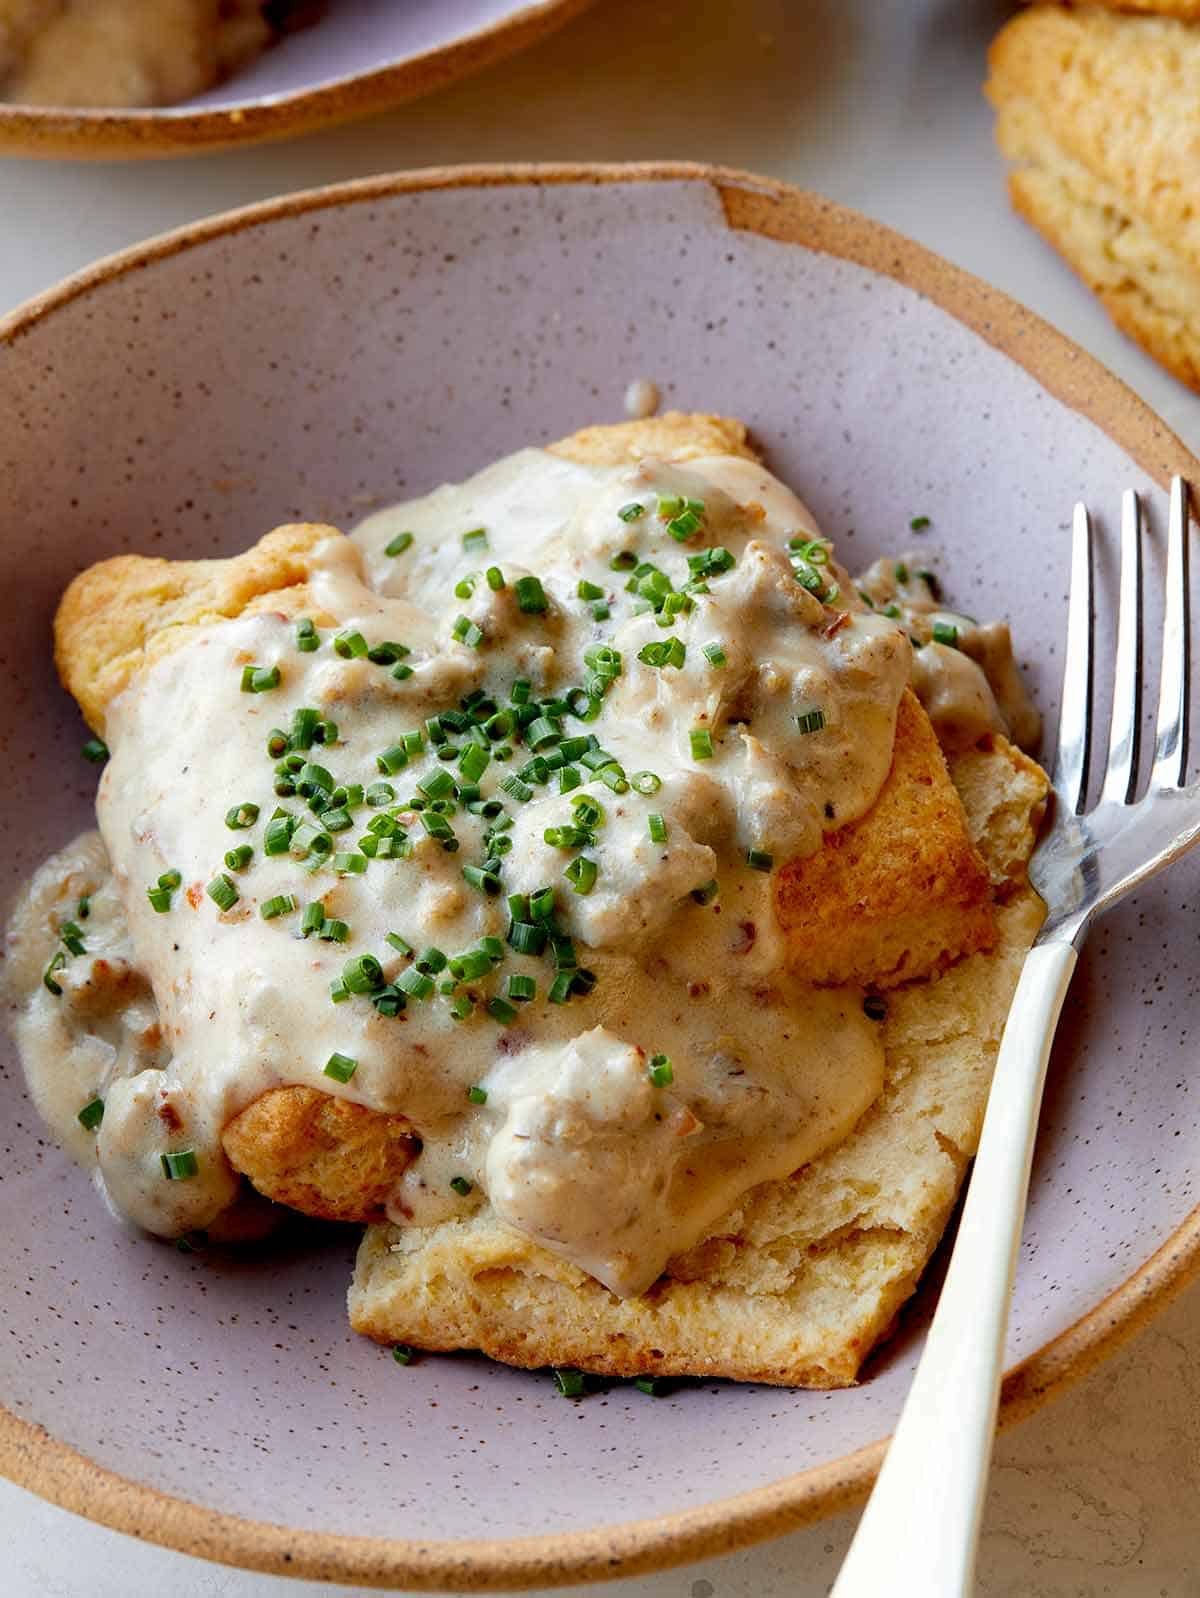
[988,5,1200,391]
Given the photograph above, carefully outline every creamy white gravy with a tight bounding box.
[5,447,1015,1298]
[857,555,1041,752]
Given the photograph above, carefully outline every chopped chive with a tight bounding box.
[333,852,368,875]
[160,1150,198,1181]
[487,996,518,1025]
[224,802,260,831]
[290,707,320,750]
[689,728,714,761]
[617,501,646,524]
[367,640,411,665]
[501,774,533,803]
[59,920,86,956]
[910,514,931,531]
[397,966,435,1001]
[77,1097,104,1131]
[577,578,605,601]
[159,869,182,890]
[691,878,719,905]
[330,979,351,1004]
[882,602,901,619]
[450,1175,475,1195]
[932,620,959,648]
[572,794,604,827]
[391,1342,416,1365]
[241,664,280,693]
[795,707,826,735]
[565,856,598,895]
[514,575,549,615]
[295,617,319,652]
[648,1053,673,1087]
[386,931,414,957]
[207,874,239,912]
[702,641,727,668]
[415,947,448,975]
[320,918,350,943]
[630,770,661,795]
[506,974,536,1003]
[637,637,686,669]
[457,743,490,785]
[462,864,502,895]
[634,1376,669,1397]
[508,922,548,956]
[301,902,325,937]
[647,813,668,843]
[146,885,172,913]
[264,815,295,855]
[746,849,774,872]
[224,844,253,871]
[385,530,415,557]
[610,550,638,572]
[467,1085,489,1105]
[547,970,575,1004]
[591,600,611,621]
[42,951,66,996]
[529,886,556,921]
[333,630,369,659]
[376,743,409,775]
[553,1367,588,1397]
[449,994,475,1020]
[486,566,505,591]
[260,894,297,921]
[76,895,91,920]
[452,615,485,649]
[344,953,384,993]
[366,781,396,807]
[324,1051,358,1084]
[81,737,109,764]
[894,562,910,584]
[455,573,478,600]
[417,768,455,802]
[462,527,489,553]
[478,935,505,961]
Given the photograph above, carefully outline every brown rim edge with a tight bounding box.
[2,162,1199,1590]
[0,0,596,160]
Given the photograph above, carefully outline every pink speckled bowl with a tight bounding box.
[2,166,1199,1591]
[0,1,596,159]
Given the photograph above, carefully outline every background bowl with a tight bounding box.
[2,164,1199,1591]
[0,1,595,159]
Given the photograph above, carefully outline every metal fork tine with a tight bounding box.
[1053,502,1094,813]
[1100,490,1144,805]
[1151,477,1191,789]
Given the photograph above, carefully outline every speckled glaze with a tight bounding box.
[1,166,1199,1591]
[0,1,596,160]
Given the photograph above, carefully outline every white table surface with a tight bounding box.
[3,1,1199,1594]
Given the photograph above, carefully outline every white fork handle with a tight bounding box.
[831,938,1078,1598]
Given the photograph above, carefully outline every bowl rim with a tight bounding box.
[2,160,1199,1591]
[0,0,597,160]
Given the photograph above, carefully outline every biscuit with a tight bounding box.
[53,414,1002,1237]
[987,6,1200,390]
[349,736,1046,1388]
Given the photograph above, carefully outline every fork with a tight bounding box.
[831,478,1200,1598]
